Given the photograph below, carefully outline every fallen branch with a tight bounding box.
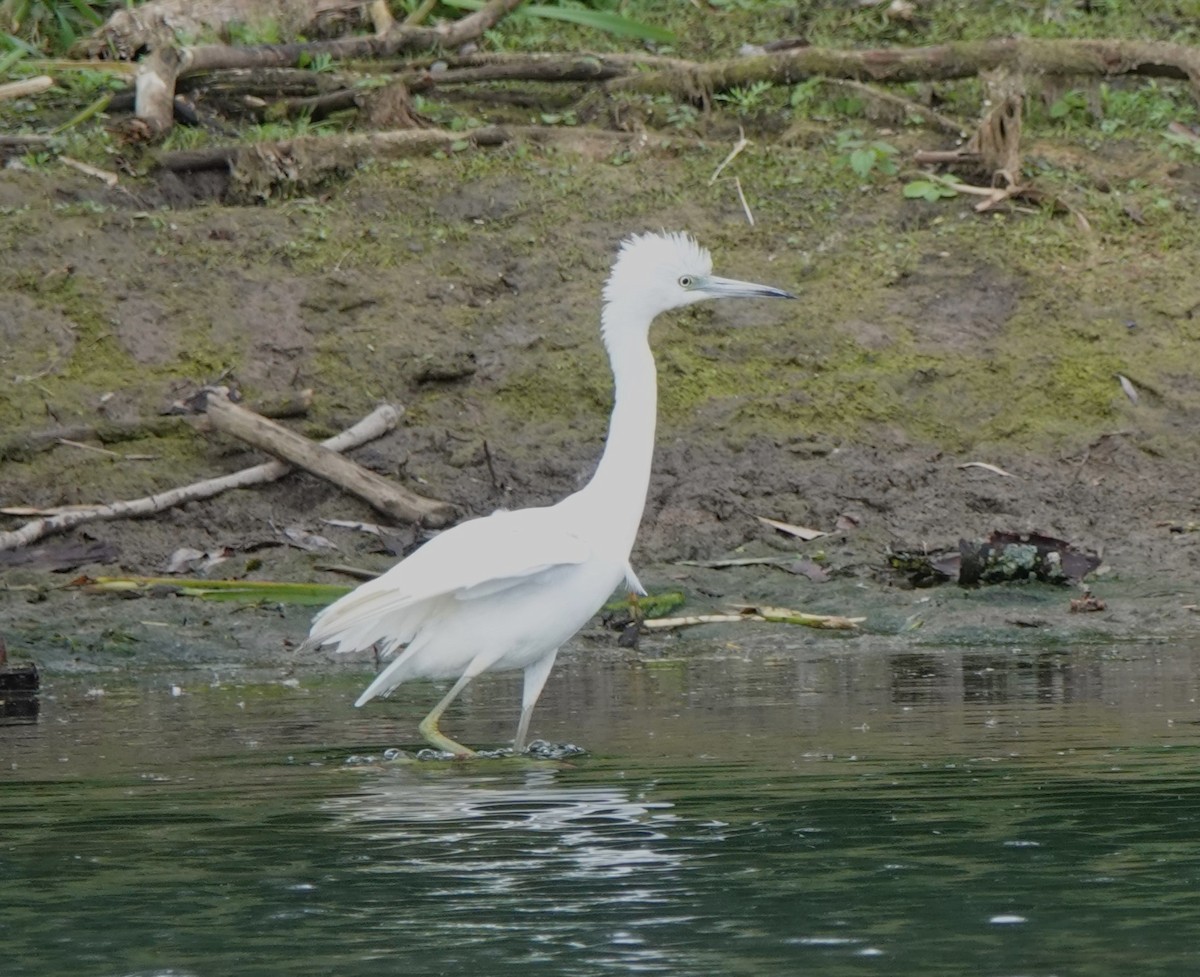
[403,38,1200,101]
[0,404,403,552]
[605,38,1200,101]
[205,394,454,527]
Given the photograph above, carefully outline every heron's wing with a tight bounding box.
[308,507,590,650]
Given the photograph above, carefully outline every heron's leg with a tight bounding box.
[514,649,559,753]
[418,672,479,758]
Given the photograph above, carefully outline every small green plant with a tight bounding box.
[833,128,899,180]
[225,18,281,47]
[446,0,674,45]
[654,94,698,130]
[789,77,824,112]
[1163,128,1200,158]
[1048,88,1091,125]
[298,51,335,73]
[715,80,774,116]
[903,175,960,202]
[18,149,53,170]
[539,110,577,126]
[1,0,103,53]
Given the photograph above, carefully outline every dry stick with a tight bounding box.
[0,405,402,552]
[733,177,754,226]
[135,0,526,133]
[709,126,749,184]
[205,395,455,528]
[0,76,54,101]
[59,156,119,187]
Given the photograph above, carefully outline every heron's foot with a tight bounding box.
[418,715,478,759]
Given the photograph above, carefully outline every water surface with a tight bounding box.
[3,638,1199,976]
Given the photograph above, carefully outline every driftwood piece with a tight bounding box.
[604,38,1200,100]
[115,35,1200,138]
[0,404,402,552]
[205,395,454,527]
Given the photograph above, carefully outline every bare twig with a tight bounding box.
[957,461,1016,478]
[709,126,749,185]
[59,156,119,187]
[733,176,754,226]
[0,76,54,101]
[57,438,123,459]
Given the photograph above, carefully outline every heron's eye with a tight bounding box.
[678,275,694,289]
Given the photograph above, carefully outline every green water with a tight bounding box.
[2,641,1199,976]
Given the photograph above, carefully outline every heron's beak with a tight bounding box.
[701,275,797,300]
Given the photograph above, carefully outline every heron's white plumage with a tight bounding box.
[304,230,792,754]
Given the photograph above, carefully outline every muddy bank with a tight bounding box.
[2,136,1199,660]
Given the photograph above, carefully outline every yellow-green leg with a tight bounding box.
[417,673,478,758]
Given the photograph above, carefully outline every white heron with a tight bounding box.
[306,231,794,756]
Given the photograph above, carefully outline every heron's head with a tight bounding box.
[603,231,794,322]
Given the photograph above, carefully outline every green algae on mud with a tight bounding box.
[1,100,1200,640]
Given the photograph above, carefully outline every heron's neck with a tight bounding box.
[578,301,658,553]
